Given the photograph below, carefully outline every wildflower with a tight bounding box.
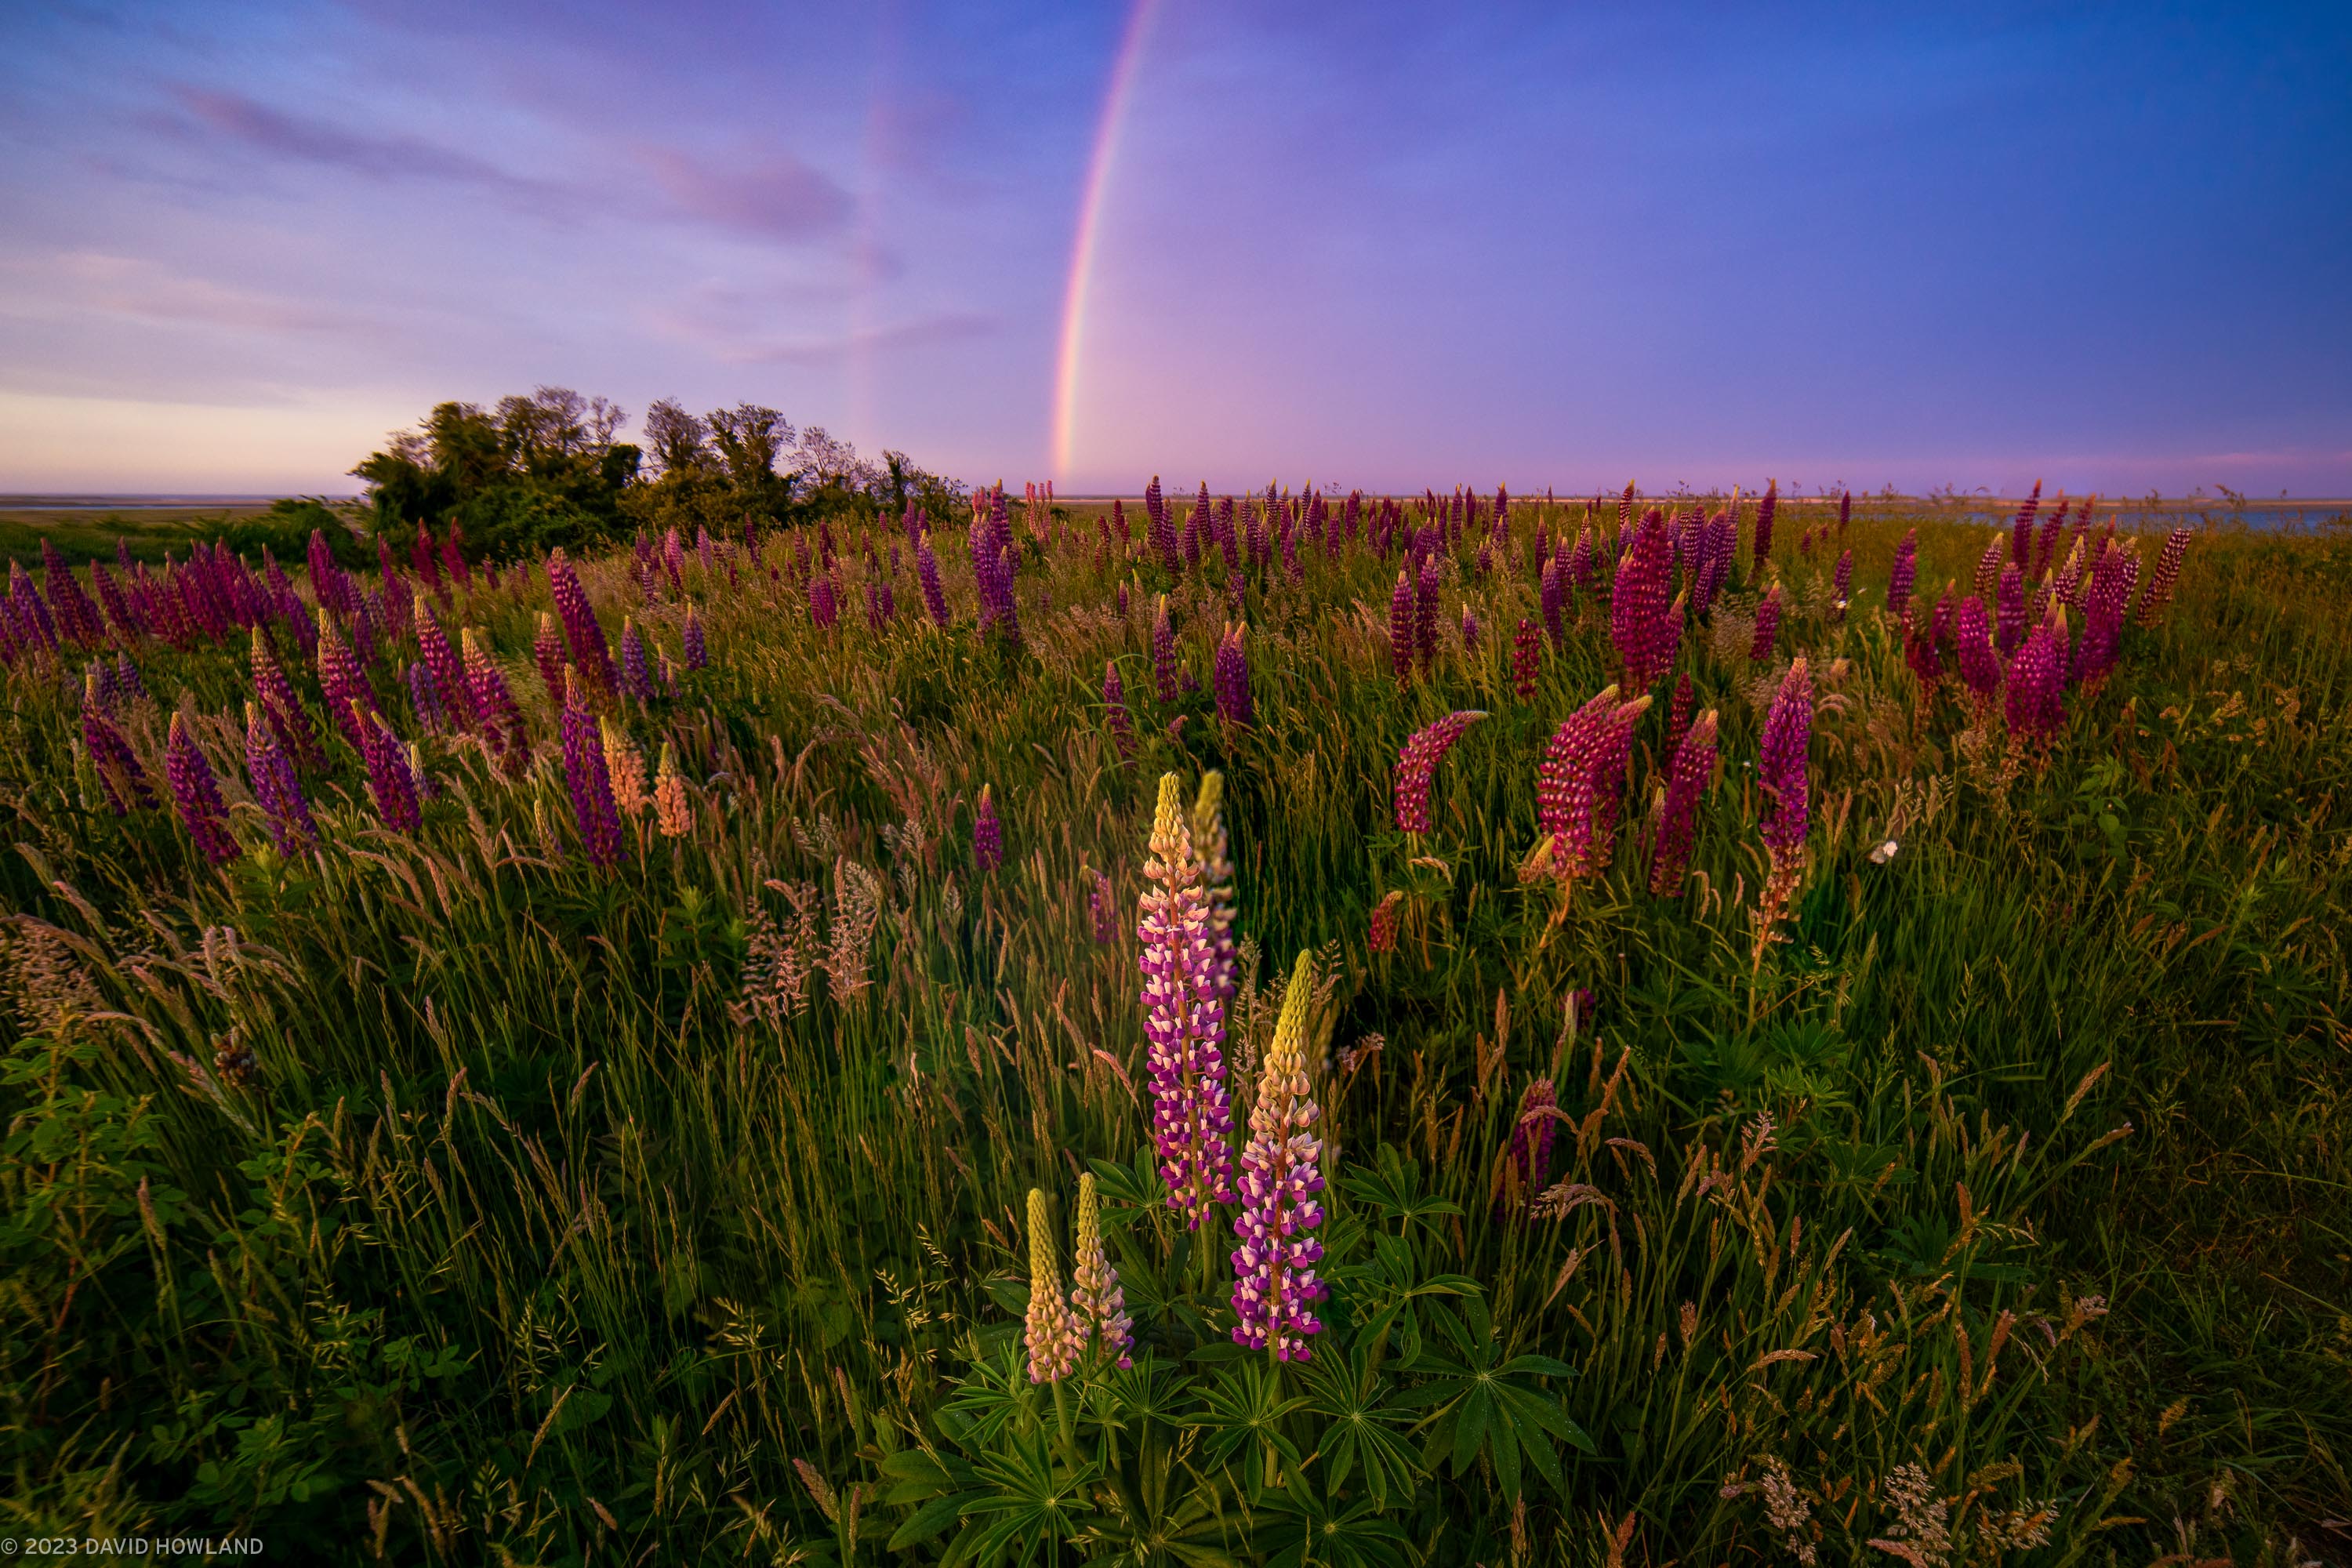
[1751,479,1778,567]
[1512,617,1541,701]
[1647,709,1719,898]
[1087,867,1119,943]
[1497,1078,1559,1213]
[82,678,152,815]
[249,629,323,771]
[652,742,694,838]
[1537,686,1648,881]
[531,612,567,705]
[315,610,375,749]
[602,717,648,815]
[1023,1189,1084,1384]
[1610,512,1673,688]
[1973,533,2004,601]
[2072,542,2140,692]
[808,569,839,631]
[1230,948,1327,1362]
[1994,563,2026,653]
[1665,670,1694,759]
[2004,613,2066,766]
[1367,890,1403,953]
[1753,659,1813,953]
[1152,595,1179,705]
[2011,478,2042,570]
[916,538,951,626]
[415,603,474,730]
[2136,527,2190,626]
[406,661,449,731]
[461,628,531,779]
[1193,771,1239,1015]
[969,782,1004,871]
[1886,529,1918,624]
[546,548,619,696]
[1388,570,1416,684]
[1749,583,1782,662]
[1954,597,2002,710]
[356,705,423,832]
[683,602,709,669]
[1103,661,1138,759]
[1138,773,1235,1229]
[1392,711,1486,833]
[1460,601,1479,651]
[1414,554,1441,668]
[408,740,435,801]
[242,701,314,853]
[619,618,654,700]
[42,541,104,648]
[1832,548,1853,615]
[558,670,626,866]
[1213,623,1254,728]
[1069,1173,1133,1367]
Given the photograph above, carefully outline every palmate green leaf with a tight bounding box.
[1192,1359,1308,1475]
[1397,1305,1588,1502]
[1334,1145,1460,1237]
[941,1425,1098,1568]
[1298,1343,1425,1508]
[1252,1480,1416,1568]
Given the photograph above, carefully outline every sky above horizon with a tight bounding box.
[2,1,2347,498]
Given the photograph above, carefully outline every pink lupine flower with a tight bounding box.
[245,701,315,854]
[2072,542,2139,693]
[558,670,624,866]
[2010,479,2042,570]
[415,603,474,730]
[1994,564,2026,654]
[461,628,530,778]
[1230,949,1327,1363]
[972,783,1003,871]
[1954,597,2002,710]
[2005,612,2067,764]
[1393,711,1486,833]
[1414,554,1441,669]
[1647,708,1718,898]
[1023,1189,1084,1384]
[166,713,240,865]
[1753,659,1813,955]
[546,549,619,697]
[249,629,324,771]
[1610,512,1674,688]
[1069,1173,1132,1367]
[315,610,375,749]
[1750,583,1782,662]
[1537,686,1648,881]
[1886,529,1919,624]
[1512,617,1541,702]
[2136,528,2190,626]
[1138,773,1235,1229]
[1213,623,1253,728]
[1973,534,2004,601]
[1665,671,1694,760]
[531,613,567,706]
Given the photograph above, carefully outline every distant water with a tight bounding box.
[0,495,356,510]
[1952,505,2349,534]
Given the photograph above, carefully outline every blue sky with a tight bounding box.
[1,0,2346,495]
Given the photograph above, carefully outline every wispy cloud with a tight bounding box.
[166,85,559,201]
[718,312,998,365]
[0,252,359,336]
[637,146,855,241]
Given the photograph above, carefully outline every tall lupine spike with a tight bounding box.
[1414,554,1441,669]
[683,602,709,670]
[808,568,840,631]
[1230,948,1327,1362]
[2011,479,2042,569]
[1496,1078,1559,1215]
[1022,1189,1084,1384]
[1087,866,1120,944]
[89,560,142,643]
[653,742,694,838]
[2136,527,2191,626]
[618,618,655,701]
[1832,549,1854,618]
[2072,541,2139,693]
[916,538,951,626]
[1388,569,1417,684]
[1749,583,1783,662]
[9,561,60,652]
[2004,613,2067,768]
[1069,1172,1133,1367]
[546,549,619,696]
[315,609,375,749]
[415,602,474,730]
[244,701,316,854]
[1665,671,1694,759]
[1994,562,2027,654]
[1151,595,1179,705]
[249,628,324,771]
[1753,659,1813,956]
[1838,488,1852,535]
[354,703,422,831]
[165,713,240,864]
[1213,624,1253,728]
[1103,661,1138,759]
[972,783,1003,871]
[1647,707,1718,897]
[1610,513,1673,688]
[82,678,153,815]
[1459,602,1480,651]
[461,628,531,778]
[1886,528,1919,625]
[1512,617,1541,701]
[1538,552,1567,648]
[2031,501,2067,581]
[42,541,105,649]
[1139,773,1236,1229]
[532,612,567,705]
[1954,597,2002,710]
[1751,478,1777,568]
[1393,711,1486,833]
[406,662,449,731]
[558,670,625,866]
[1537,686,1649,881]
[601,717,648,815]
[1191,770,1240,1031]
[1973,533,2005,601]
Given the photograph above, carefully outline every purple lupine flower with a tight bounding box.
[1192,771,1239,1016]
[1610,512,1673,688]
[2136,528,2191,626]
[682,603,709,669]
[2011,479,2042,570]
[307,528,357,617]
[1539,553,1566,649]
[1393,711,1486,833]
[1230,948,1326,1362]
[1537,686,1646,882]
[1103,661,1138,759]
[1973,534,2005,603]
[808,568,840,632]
[1512,617,1541,702]
[1647,707,1719,897]
[1387,569,1417,684]
[462,628,530,779]
[1414,554,1441,670]
[866,575,897,630]
[1887,529,1919,624]
[619,618,654,700]
[9,562,59,653]
[1497,1078,1559,1213]
[558,670,625,866]
[406,662,449,731]
[2072,542,2140,693]
[1665,670,1694,760]
[1994,564,2026,653]
[42,542,104,648]
[244,701,315,855]
[1459,602,1480,651]
[662,527,688,593]
[1069,1173,1133,1368]
[89,561,142,643]
[1954,597,2002,708]
[546,549,619,698]
[1750,583,1783,662]
[1838,489,1852,536]
[315,611,375,750]
[1139,773,1235,1230]
[165,713,239,864]
[249,630,323,771]
[2005,615,2066,763]
[1832,549,1854,616]
[1569,521,1597,591]
[2032,501,2067,582]
[1698,511,1737,617]
[414,603,474,730]
[1087,866,1120,943]
[972,783,1003,871]
[354,704,421,832]
[82,680,153,815]
[1152,595,1179,705]
[916,538,951,626]
[1751,480,1778,568]
[1759,659,1813,861]
[530,613,567,706]
[1213,624,1254,728]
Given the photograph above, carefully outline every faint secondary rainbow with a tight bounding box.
[1051,0,1163,484]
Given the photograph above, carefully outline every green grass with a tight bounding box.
[1,498,2347,1565]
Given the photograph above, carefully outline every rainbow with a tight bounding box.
[1051,0,1163,484]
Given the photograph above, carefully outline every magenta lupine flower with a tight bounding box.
[2005,615,2066,763]
[2072,543,2140,692]
[662,527,688,593]
[412,523,445,597]
[546,549,619,697]
[1751,480,1778,568]
[315,611,375,750]
[1832,549,1854,616]
[2011,479,2042,570]
[867,575,897,630]
[1459,602,1480,652]
[1647,708,1719,898]
[808,569,840,631]
[461,629,530,778]
[165,713,239,864]
[527,612,564,706]
[1610,513,1673,688]
[8,562,59,653]
[1230,949,1327,1363]
[244,702,315,855]
[353,704,421,832]
[2032,503,2067,581]
[1569,521,1597,591]
[441,524,470,590]
[1838,489,1852,535]
[1665,671,1694,760]
[1954,597,2002,707]
[1213,624,1254,728]
[1512,617,1541,702]
[916,538,951,627]
[414,603,474,730]
[1994,564,2026,654]
[406,662,450,731]
[82,684,152,815]
[2136,528,2191,626]
[1414,554,1441,669]
[1887,529,1918,624]
[1151,594,1180,704]
[1973,534,2004,602]
[973,783,1003,871]
[90,561,141,643]
[1537,687,1647,881]
[1393,711,1486,833]
[42,542,105,648]
[249,630,323,771]
[1387,569,1417,684]
[307,528,357,617]
[558,671,625,866]
[1539,552,1567,649]
[1139,775,1236,1230]
[618,617,655,701]
[1697,513,1735,618]
[1103,661,1138,759]
[1750,583,1782,662]
[681,603,708,670]
[1759,659,1812,859]
[1906,623,1944,694]
[1497,1078,1559,1213]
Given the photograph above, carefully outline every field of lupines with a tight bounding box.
[2,481,2349,1566]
